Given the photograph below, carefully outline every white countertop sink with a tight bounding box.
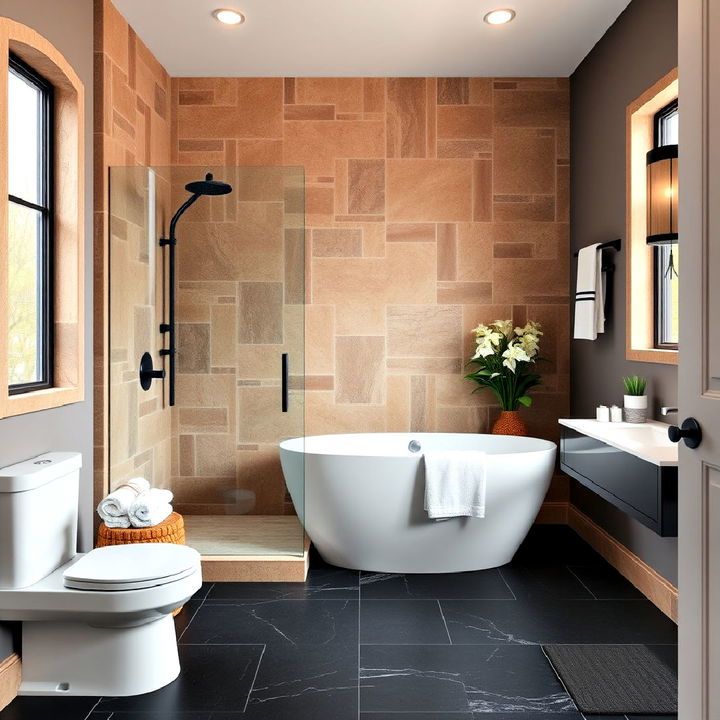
[558,418,678,467]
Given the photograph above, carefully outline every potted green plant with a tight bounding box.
[465,320,543,435]
[623,375,648,423]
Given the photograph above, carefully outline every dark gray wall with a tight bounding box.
[0,0,94,659]
[570,0,678,584]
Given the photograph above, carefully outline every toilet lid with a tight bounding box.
[63,543,200,591]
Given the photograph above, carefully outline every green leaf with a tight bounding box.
[518,395,532,407]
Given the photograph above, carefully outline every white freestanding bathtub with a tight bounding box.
[279,432,556,573]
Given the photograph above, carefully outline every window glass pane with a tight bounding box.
[8,201,43,385]
[657,245,679,346]
[8,67,41,204]
[663,112,679,145]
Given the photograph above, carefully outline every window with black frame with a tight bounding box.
[7,54,53,393]
[652,100,679,349]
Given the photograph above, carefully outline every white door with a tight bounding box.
[678,0,720,716]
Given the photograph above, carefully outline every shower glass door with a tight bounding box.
[108,165,305,558]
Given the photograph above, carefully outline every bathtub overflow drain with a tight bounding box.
[408,440,422,453]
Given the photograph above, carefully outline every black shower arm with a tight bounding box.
[165,193,201,245]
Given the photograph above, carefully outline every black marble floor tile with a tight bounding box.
[360,714,584,719]
[91,714,215,719]
[513,526,604,566]
[97,644,263,713]
[361,600,451,644]
[499,564,594,600]
[207,556,359,601]
[442,599,678,645]
[360,644,576,713]
[180,599,358,646]
[360,568,512,600]
[243,643,358,719]
[647,642,679,672]
[567,564,645,599]
[174,598,203,639]
[0,697,100,720]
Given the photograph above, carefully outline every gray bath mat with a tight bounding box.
[542,644,677,715]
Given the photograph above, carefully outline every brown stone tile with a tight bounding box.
[238,282,284,344]
[472,158,493,221]
[469,78,493,105]
[491,222,566,259]
[437,78,469,105]
[103,0,129,72]
[456,222,493,282]
[177,77,237,105]
[235,139,284,165]
[284,77,296,103]
[177,78,283,138]
[306,186,334,217]
[492,256,569,303]
[361,223,386,257]
[178,90,214,105]
[111,63,136,125]
[335,336,385,404]
[437,223,457,280]
[284,229,305,304]
[211,304,236,367]
[556,163,569,222]
[348,159,385,215]
[295,78,363,113]
[387,159,472,221]
[283,120,384,176]
[304,375,334,391]
[195,434,235,477]
[154,83,167,118]
[363,77,385,113]
[312,243,436,305]
[387,305,462,357]
[494,243,533,258]
[437,106,493,139]
[313,228,363,257]
[386,78,426,158]
[179,435,194,476]
[386,223,436,243]
[426,77,437,158]
[493,195,555,222]
[305,390,385,435]
[179,408,229,434]
[438,139,492,158]
[493,88,569,128]
[284,104,335,120]
[435,373,493,408]
[386,375,411,431]
[178,324,210,373]
[387,357,463,374]
[237,387,303,444]
[306,305,335,374]
[178,139,224,152]
[410,375,436,431]
[494,127,556,195]
[437,281,493,304]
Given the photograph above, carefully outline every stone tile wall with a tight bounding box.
[171,77,571,513]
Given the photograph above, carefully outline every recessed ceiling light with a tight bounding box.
[212,8,245,25]
[483,8,516,25]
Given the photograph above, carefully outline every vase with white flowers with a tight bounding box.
[465,320,543,436]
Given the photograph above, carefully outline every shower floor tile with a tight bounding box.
[0,526,677,720]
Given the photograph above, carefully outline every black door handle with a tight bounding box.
[668,417,702,449]
[139,352,165,391]
[281,353,289,412]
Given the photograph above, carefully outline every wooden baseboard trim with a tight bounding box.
[0,653,20,712]
[535,501,569,524]
[567,504,678,623]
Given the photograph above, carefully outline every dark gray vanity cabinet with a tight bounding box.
[560,427,678,536]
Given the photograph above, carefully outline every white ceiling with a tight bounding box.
[113,0,631,78]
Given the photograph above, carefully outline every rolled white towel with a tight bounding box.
[97,477,150,527]
[128,488,173,528]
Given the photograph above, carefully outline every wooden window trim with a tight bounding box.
[0,19,85,418]
[626,67,679,365]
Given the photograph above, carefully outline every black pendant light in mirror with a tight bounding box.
[646,143,678,246]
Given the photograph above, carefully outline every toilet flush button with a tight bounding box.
[33,459,52,465]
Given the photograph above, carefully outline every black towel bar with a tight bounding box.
[573,238,622,257]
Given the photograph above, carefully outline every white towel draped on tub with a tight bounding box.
[423,451,487,520]
[97,477,150,528]
[128,488,174,528]
[573,243,605,340]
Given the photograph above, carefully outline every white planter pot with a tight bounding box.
[624,394,648,423]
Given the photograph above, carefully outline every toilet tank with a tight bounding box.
[0,452,82,588]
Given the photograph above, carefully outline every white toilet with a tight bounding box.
[0,452,202,697]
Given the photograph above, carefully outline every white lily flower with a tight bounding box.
[501,342,531,372]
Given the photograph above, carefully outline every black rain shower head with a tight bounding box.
[185,172,233,196]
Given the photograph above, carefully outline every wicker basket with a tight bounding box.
[96,512,187,616]
[97,512,185,547]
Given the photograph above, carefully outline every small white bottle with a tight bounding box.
[596,405,610,422]
[610,405,623,423]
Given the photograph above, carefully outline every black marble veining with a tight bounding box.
[0,526,677,720]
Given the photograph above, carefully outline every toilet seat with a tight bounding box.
[63,543,199,592]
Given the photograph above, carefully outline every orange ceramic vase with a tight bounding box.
[491,410,527,436]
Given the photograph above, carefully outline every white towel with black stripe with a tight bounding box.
[573,243,605,340]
